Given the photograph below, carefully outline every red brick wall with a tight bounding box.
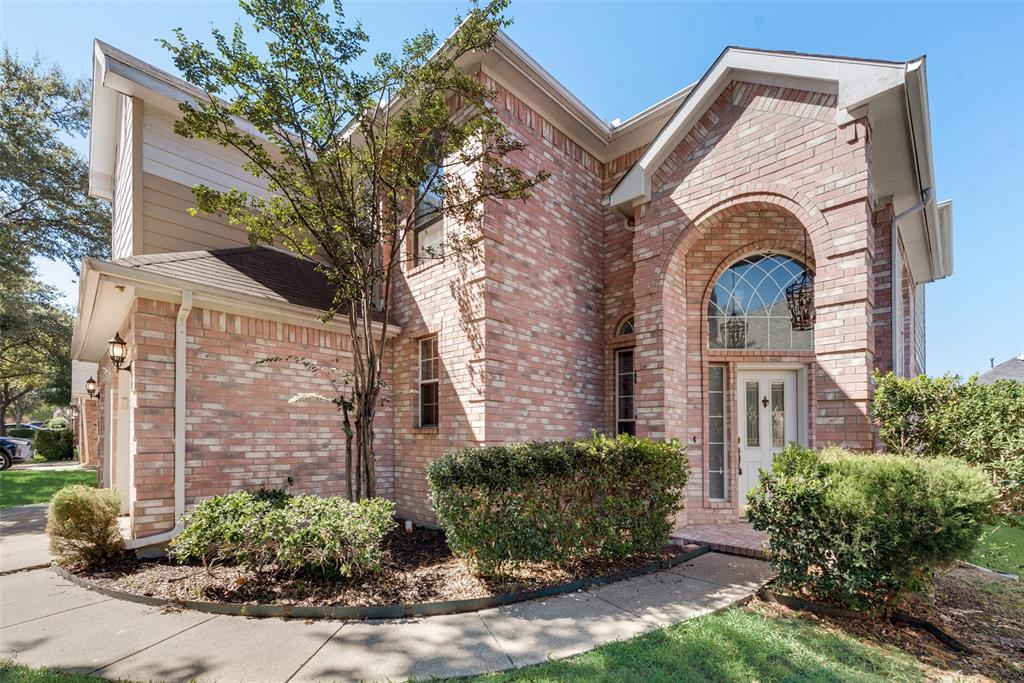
[481,74,606,445]
[122,298,393,538]
[622,82,878,523]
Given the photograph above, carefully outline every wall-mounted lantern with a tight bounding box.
[85,376,98,398]
[107,332,132,372]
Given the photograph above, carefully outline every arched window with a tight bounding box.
[707,253,813,351]
[616,316,635,336]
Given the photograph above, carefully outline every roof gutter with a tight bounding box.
[903,57,952,282]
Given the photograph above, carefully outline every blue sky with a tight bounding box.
[2,0,1021,377]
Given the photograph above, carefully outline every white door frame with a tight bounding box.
[734,363,809,501]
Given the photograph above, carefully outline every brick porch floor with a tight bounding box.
[671,522,767,559]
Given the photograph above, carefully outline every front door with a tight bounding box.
[737,369,798,500]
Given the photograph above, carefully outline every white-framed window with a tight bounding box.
[414,163,444,262]
[615,348,636,436]
[707,253,814,351]
[418,336,439,427]
[616,315,635,336]
[708,365,727,500]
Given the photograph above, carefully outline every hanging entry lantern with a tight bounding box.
[785,234,816,331]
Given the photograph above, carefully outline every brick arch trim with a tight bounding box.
[656,184,828,295]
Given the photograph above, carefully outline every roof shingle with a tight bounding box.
[108,246,384,322]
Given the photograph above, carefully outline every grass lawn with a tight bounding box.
[0,663,111,683]
[469,606,925,683]
[0,470,97,508]
[968,517,1024,575]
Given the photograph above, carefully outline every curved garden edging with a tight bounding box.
[53,544,711,620]
[757,586,973,654]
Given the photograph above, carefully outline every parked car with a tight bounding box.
[0,437,33,470]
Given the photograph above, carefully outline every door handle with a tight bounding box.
[737,436,742,475]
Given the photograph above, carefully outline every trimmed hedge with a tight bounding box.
[872,371,1024,515]
[748,445,997,609]
[6,427,36,440]
[171,490,396,577]
[428,434,689,576]
[34,428,75,460]
[47,485,124,568]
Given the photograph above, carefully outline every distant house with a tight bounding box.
[978,355,1024,384]
[72,35,954,549]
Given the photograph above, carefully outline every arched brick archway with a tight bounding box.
[630,192,876,525]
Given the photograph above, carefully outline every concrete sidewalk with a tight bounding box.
[0,505,50,573]
[0,553,773,682]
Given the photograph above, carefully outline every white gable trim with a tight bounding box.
[607,47,908,213]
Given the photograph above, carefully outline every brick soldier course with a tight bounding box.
[73,37,953,543]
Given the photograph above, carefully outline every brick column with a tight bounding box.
[129,298,178,538]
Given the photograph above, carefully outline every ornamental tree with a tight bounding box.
[162,0,548,500]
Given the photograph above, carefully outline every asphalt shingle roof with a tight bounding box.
[978,355,1024,384]
[109,246,385,322]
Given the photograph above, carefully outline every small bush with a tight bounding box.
[47,485,124,568]
[873,371,1024,515]
[34,429,75,460]
[748,445,997,609]
[6,427,35,440]
[428,433,688,576]
[171,490,395,577]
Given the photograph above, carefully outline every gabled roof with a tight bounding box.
[604,46,951,284]
[89,35,953,284]
[978,355,1024,384]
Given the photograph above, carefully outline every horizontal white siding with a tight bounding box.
[141,110,268,197]
[141,173,251,254]
[111,95,134,258]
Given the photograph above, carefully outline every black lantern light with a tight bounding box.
[785,234,816,331]
[107,332,132,372]
[85,376,98,398]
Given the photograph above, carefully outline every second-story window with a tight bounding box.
[419,336,439,427]
[414,163,443,263]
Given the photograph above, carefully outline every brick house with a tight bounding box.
[72,36,953,548]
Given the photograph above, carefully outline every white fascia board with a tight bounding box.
[88,42,117,200]
[608,47,907,213]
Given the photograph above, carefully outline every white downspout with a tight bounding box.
[889,189,933,376]
[125,290,192,550]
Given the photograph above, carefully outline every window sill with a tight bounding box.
[407,258,443,277]
[413,425,439,433]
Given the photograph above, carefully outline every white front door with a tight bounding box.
[737,369,798,501]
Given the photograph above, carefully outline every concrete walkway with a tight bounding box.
[0,505,50,573]
[0,552,773,682]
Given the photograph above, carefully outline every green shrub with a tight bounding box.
[47,485,124,568]
[748,445,997,609]
[263,496,395,576]
[45,417,69,430]
[171,490,395,577]
[6,427,35,440]
[873,371,1024,515]
[428,433,688,576]
[34,429,75,460]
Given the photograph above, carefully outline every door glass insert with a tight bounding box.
[745,381,760,447]
[771,381,785,447]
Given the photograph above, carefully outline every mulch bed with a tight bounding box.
[750,565,1024,682]
[78,527,688,609]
